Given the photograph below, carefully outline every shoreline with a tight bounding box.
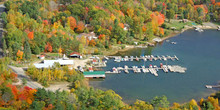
[104,22,219,56]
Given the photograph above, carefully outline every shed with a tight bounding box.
[69,52,82,58]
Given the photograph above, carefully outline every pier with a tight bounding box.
[105,65,187,76]
[105,55,179,62]
[205,85,220,89]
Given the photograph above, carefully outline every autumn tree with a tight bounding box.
[76,21,85,33]
[16,50,23,61]
[67,16,77,31]
[44,42,52,52]
[28,31,34,40]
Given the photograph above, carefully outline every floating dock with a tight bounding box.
[106,65,187,76]
[106,55,179,62]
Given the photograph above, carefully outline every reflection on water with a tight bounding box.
[90,29,220,104]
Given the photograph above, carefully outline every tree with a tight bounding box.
[24,39,32,60]
[16,50,23,61]
[166,9,175,22]
[28,31,34,40]
[150,96,170,108]
[2,37,7,56]
[44,42,53,52]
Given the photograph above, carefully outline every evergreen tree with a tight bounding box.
[24,38,32,60]
[33,45,40,55]
[2,37,7,56]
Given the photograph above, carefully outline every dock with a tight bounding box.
[106,65,187,76]
[106,55,180,62]
[205,85,220,89]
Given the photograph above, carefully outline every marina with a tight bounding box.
[90,29,220,104]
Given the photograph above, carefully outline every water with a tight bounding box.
[89,29,220,104]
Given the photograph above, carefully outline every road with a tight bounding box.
[8,65,43,89]
[0,4,5,58]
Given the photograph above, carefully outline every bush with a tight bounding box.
[161,23,168,29]
[121,45,125,49]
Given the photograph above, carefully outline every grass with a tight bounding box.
[164,20,193,31]
[45,53,60,57]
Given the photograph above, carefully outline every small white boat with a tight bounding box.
[171,42,177,44]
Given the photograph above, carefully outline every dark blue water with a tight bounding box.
[90,29,220,104]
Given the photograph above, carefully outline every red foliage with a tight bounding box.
[45,42,53,52]
[43,20,48,25]
[28,31,34,40]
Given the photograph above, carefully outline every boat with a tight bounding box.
[171,42,177,44]
[132,66,137,73]
[136,56,139,61]
[104,56,109,60]
[149,65,158,76]
[195,27,204,32]
[174,55,179,61]
[153,65,159,71]
[136,66,141,73]
[130,56,134,61]
[167,65,174,72]
[124,65,129,73]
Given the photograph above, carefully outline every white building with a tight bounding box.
[34,59,74,69]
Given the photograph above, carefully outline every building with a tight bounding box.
[83,71,105,78]
[69,52,82,58]
[76,32,97,41]
[39,55,45,60]
[34,59,74,69]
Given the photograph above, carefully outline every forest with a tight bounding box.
[1,0,219,61]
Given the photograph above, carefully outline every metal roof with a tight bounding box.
[34,59,74,68]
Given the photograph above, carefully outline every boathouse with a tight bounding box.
[83,71,105,78]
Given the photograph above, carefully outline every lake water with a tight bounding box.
[89,29,220,104]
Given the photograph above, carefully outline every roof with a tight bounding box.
[34,59,74,68]
[83,71,105,75]
[70,52,81,56]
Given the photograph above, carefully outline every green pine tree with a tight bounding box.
[24,39,32,60]
[2,37,7,56]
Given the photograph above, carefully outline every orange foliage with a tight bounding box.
[142,25,147,32]
[45,42,53,52]
[194,5,208,13]
[119,23,124,28]
[216,2,220,6]
[28,31,34,40]
[117,41,121,44]
[151,12,165,35]
[151,12,165,26]
[76,21,85,33]
[89,39,96,47]
[98,34,105,40]
[159,28,164,35]
[188,0,194,5]
[211,0,215,4]
[5,84,37,105]
[67,16,77,31]
[16,50,23,61]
